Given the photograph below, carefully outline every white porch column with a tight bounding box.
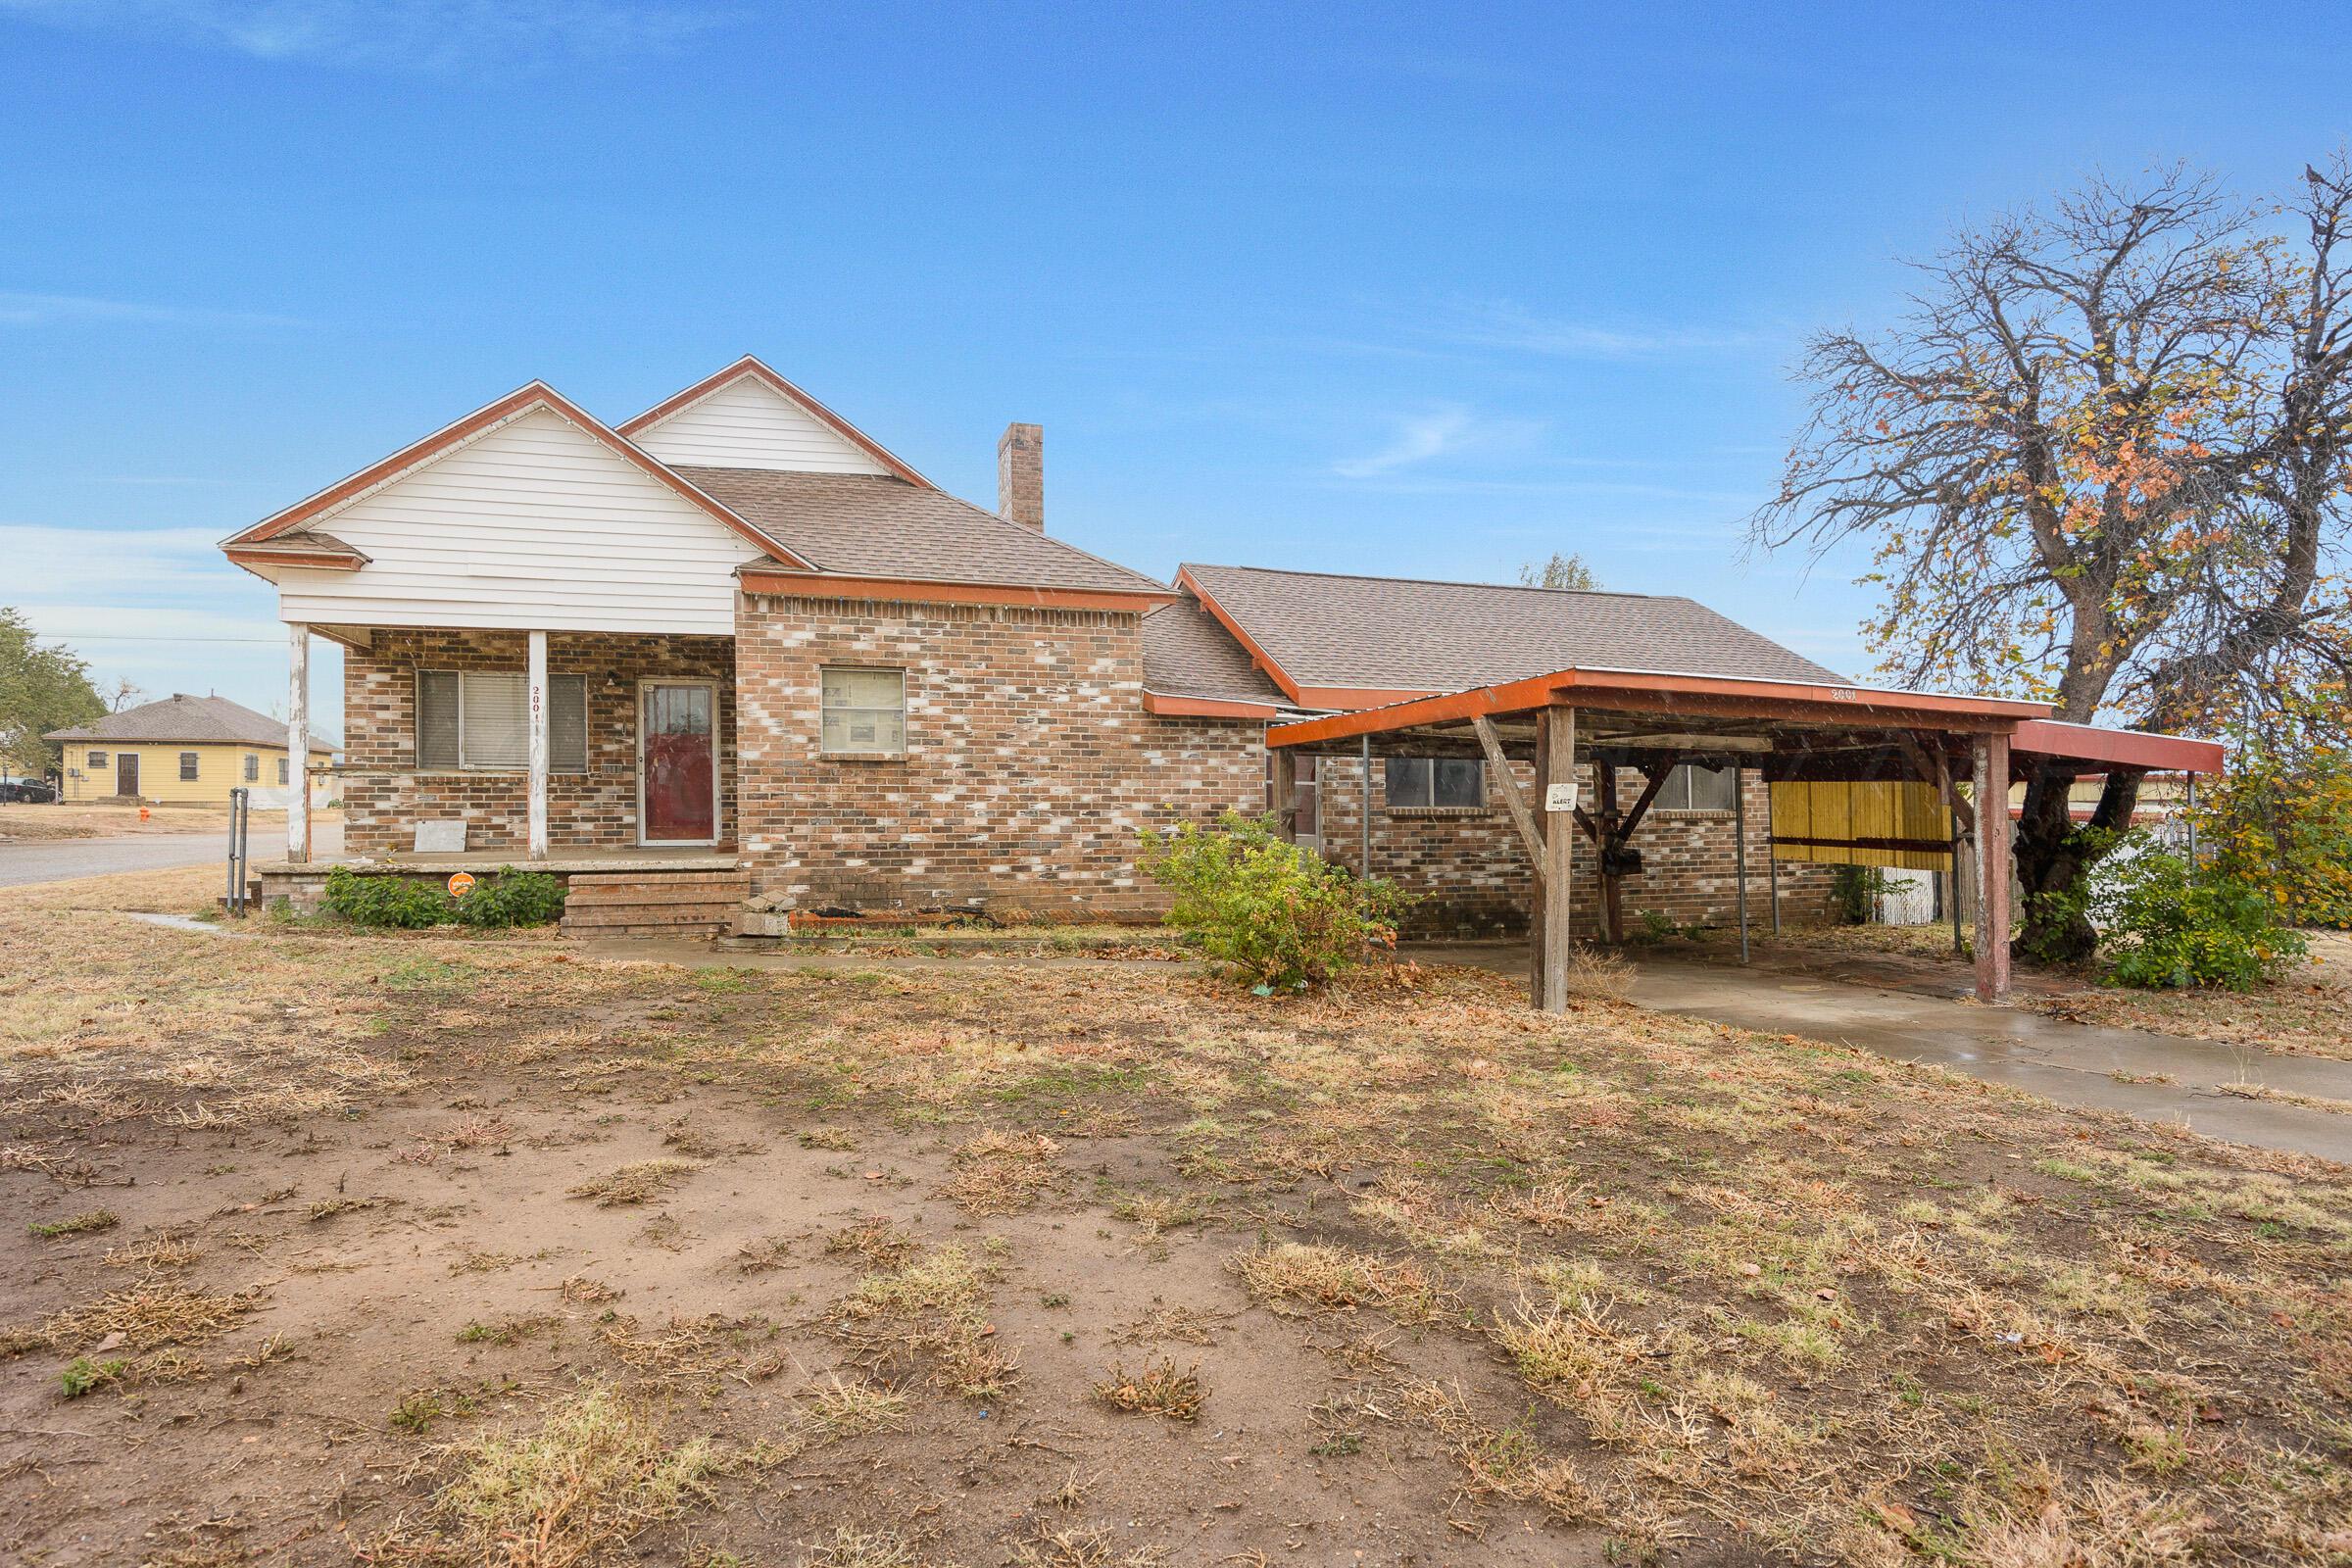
[286,622,310,863]
[526,629,549,859]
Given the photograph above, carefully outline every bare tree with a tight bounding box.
[1753,161,2352,959]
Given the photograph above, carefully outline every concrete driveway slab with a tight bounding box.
[1415,941,2352,1162]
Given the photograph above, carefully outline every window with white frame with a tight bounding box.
[277,757,289,785]
[178,752,199,781]
[86,751,106,768]
[243,754,260,782]
[1656,762,1739,811]
[820,667,906,757]
[1384,756,1484,809]
[416,670,588,771]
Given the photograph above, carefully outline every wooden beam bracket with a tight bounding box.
[1897,730,1976,835]
[1472,715,1546,865]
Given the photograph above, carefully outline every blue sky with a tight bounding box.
[4,1,2348,739]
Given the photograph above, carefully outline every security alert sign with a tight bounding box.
[447,871,476,899]
[1544,782,1580,812]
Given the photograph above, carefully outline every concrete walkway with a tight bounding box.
[1415,942,2352,1162]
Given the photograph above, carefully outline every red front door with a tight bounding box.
[641,683,715,844]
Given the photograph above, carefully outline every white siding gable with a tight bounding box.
[272,407,760,635]
[628,373,894,473]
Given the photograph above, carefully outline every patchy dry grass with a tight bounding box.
[1229,1242,1453,1325]
[835,1244,1015,1401]
[3,1282,262,1355]
[27,1208,118,1239]
[1092,1357,1204,1421]
[566,1157,702,1206]
[937,1129,1060,1215]
[4,871,2351,1564]
[415,1384,722,1567]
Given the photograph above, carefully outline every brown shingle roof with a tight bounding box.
[1142,600,1291,708]
[1180,564,1845,698]
[671,467,1168,597]
[46,693,337,752]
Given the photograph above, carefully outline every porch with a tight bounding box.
[280,622,737,867]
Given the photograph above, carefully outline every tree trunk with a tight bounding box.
[2012,764,2143,964]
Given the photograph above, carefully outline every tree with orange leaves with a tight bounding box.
[1754,162,2352,961]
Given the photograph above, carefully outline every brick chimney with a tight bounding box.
[997,422,1044,531]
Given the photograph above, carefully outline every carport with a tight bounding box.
[1264,667,2224,1011]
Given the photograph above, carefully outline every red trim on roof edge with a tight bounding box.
[1142,692,1281,720]
[739,567,1172,612]
[1267,669,2053,750]
[2011,719,2224,773]
[218,381,817,572]
[223,546,367,573]
[617,355,937,491]
[1173,567,1315,707]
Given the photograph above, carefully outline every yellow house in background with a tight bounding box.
[45,693,336,807]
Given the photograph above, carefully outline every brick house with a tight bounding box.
[220,356,1839,934]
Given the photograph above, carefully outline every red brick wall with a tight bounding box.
[733,594,1261,916]
[1306,755,1838,938]
[339,628,734,857]
[333,614,1838,935]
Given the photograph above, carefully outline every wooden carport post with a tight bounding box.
[1269,746,1298,841]
[1539,706,1578,1012]
[1971,730,2013,1002]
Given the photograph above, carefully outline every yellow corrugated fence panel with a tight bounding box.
[1769,780,1953,870]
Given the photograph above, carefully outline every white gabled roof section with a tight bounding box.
[272,406,765,635]
[619,356,935,485]
[223,384,804,635]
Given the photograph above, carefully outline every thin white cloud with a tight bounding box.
[0,0,744,73]
[2,524,341,734]
[0,523,239,596]
[1330,407,1548,480]
[0,291,307,329]
[1415,298,1775,360]
[1332,409,1479,479]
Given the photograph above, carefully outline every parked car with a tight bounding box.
[0,777,58,803]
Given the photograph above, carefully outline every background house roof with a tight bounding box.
[1142,599,1293,707]
[1179,563,1847,699]
[46,693,338,752]
[677,467,1169,596]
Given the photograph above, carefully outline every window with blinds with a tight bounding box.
[819,667,906,757]
[1385,757,1484,809]
[416,670,588,771]
[1659,763,1739,811]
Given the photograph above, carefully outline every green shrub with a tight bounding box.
[1829,864,1895,924]
[2191,738,2352,930]
[321,867,566,930]
[453,869,566,929]
[1140,812,1406,992]
[2087,831,2307,992]
[322,867,451,928]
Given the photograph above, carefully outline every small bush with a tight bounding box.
[321,867,566,930]
[1829,864,1895,925]
[453,870,566,929]
[2191,738,2352,930]
[323,867,451,928]
[2088,831,2306,992]
[1140,812,1406,992]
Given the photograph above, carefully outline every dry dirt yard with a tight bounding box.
[3,869,2350,1567]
